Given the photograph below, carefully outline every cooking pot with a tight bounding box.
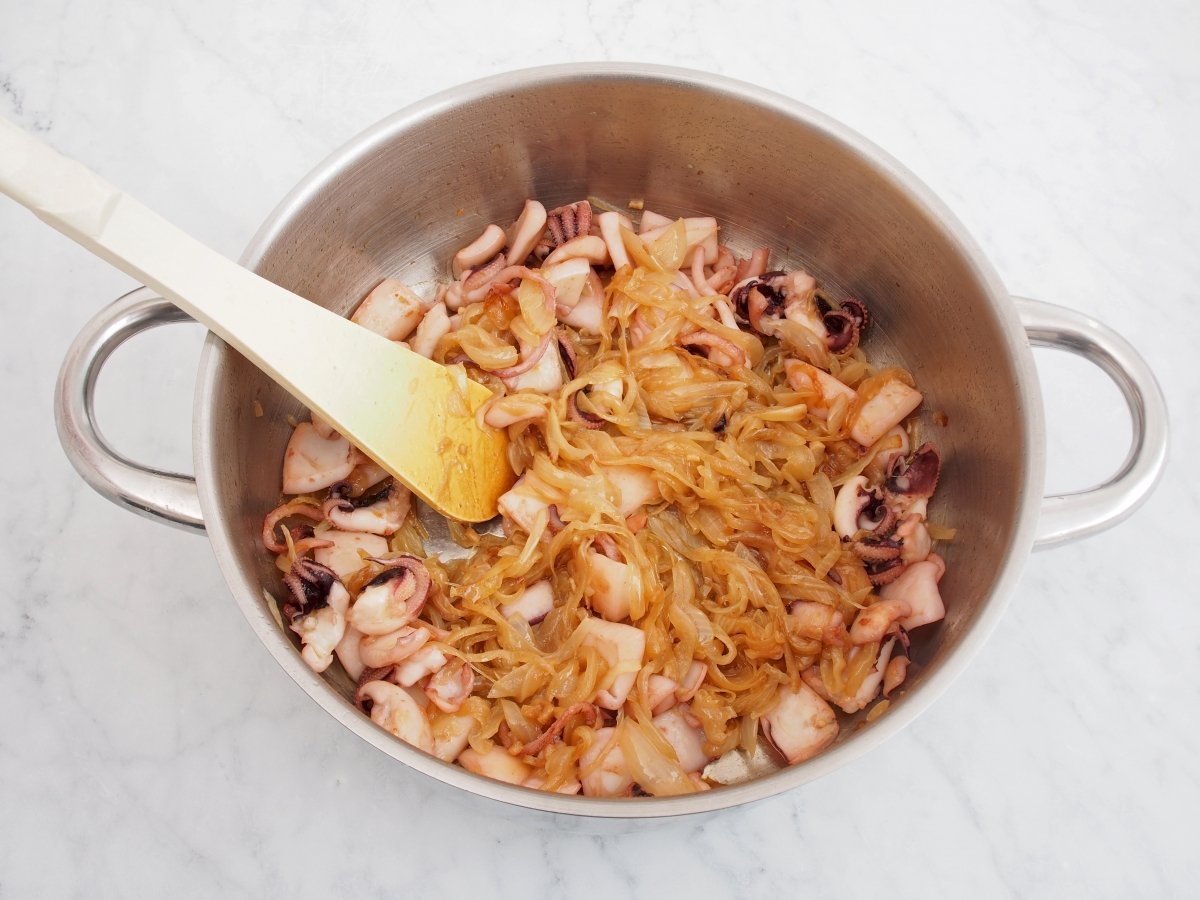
[53,64,1168,818]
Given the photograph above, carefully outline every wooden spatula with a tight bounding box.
[0,117,514,522]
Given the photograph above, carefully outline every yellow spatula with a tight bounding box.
[0,118,514,522]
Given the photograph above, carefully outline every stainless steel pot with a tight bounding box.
[54,64,1168,818]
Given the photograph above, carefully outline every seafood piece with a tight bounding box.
[646,674,679,715]
[313,530,388,580]
[283,558,351,673]
[832,475,872,539]
[583,550,637,622]
[580,618,646,710]
[680,330,746,369]
[424,659,474,713]
[651,706,711,774]
[357,680,433,752]
[496,472,557,533]
[544,235,608,268]
[500,580,555,624]
[322,482,411,535]
[352,278,427,341]
[850,379,923,447]
[598,211,631,271]
[760,682,839,765]
[459,746,532,785]
[431,711,476,762]
[882,554,947,630]
[784,359,857,418]
[849,597,912,645]
[453,224,507,278]
[605,465,660,516]
[506,199,549,266]
[579,726,634,797]
[410,302,453,359]
[394,645,448,687]
[359,625,430,669]
[539,201,593,256]
[348,556,431,635]
[334,624,366,681]
[281,423,356,494]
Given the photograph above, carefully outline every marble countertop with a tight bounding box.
[3,1,1196,896]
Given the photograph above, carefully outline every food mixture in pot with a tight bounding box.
[262,198,949,797]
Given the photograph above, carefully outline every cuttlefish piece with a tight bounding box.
[281,422,356,495]
[760,682,839,765]
[351,278,428,341]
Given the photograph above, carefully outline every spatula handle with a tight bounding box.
[0,116,364,403]
[1,117,512,521]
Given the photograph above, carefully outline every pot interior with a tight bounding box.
[198,66,1038,808]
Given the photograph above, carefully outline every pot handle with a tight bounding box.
[1016,296,1168,549]
[54,286,206,531]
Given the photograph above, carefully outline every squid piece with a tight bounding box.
[357,680,434,753]
[638,210,672,233]
[313,530,388,580]
[496,472,557,534]
[598,211,631,271]
[679,331,746,369]
[459,746,532,785]
[651,706,711,774]
[334,623,366,681]
[409,301,452,359]
[760,682,839,765]
[359,625,431,669]
[541,257,593,311]
[322,483,412,536]
[424,659,473,713]
[881,554,947,630]
[583,550,637,622]
[883,655,910,697]
[281,423,356,495]
[348,556,432,635]
[604,465,660,516]
[506,199,548,266]
[431,711,477,762]
[835,637,899,714]
[482,392,549,430]
[832,475,872,540]
[393,645,448,687]
[849,380,924,448]
[500,579,555,625]
[579,726,634,797]
[262,498,323,553]
[787,601,844,644]
[848,597,913,645]
[781,270,822,333]
[784,359,857,419]
[645,674,679,715]
[283,558,351,673]
[501,337,563,394]
[580,617,646,710]
[543,235,609,268]
[351,278,427,341]
[453,224,507,278]
[896,514,932,563]
[873,425,911,475]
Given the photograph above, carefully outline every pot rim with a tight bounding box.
[194,62,1044,819]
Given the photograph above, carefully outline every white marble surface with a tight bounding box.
[2,0,1197,896]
